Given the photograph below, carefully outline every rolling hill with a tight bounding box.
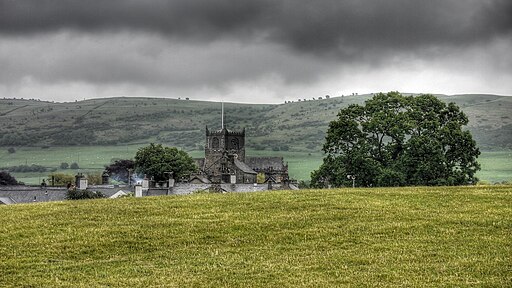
[1,93,511,151]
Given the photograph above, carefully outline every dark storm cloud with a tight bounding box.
[0,0,273,40]
[1,0,511,102]
[1,0,511,57]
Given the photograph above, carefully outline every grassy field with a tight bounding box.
[476,150,512,183]
[0,186,510,287]
[1,145,510,184]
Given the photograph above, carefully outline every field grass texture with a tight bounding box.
[1,186,510,287]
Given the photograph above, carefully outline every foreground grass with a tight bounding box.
[1,186,510,287]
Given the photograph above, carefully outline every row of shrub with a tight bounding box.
[60,162,79,169]
[66,189,104,200]
[1,164,47,173]
[46,172,102,186]
[0,163,81,173]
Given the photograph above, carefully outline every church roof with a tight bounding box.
[189,174,211,184]
[246,157,287,171]
[234,159,257,174]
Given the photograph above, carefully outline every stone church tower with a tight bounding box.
[205,126,246,161]
[198,103,257,184]
[204,126,248,183]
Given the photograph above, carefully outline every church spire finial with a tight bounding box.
[221,101,224,129]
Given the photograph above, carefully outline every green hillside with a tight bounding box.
[1,94,511,184]
[1,186,510,287]
[1,94,511,151]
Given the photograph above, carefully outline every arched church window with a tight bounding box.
[231,138,239,150]
[212,137,219,148]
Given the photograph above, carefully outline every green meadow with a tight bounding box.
[1,94,511,184]
[0,145,509,184]
[475,150,512,183]
[0,186,510,287]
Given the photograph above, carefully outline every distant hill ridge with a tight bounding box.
[0,93,511,151]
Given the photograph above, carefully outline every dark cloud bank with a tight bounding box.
[2,0,511,54]
[0,0,511,101]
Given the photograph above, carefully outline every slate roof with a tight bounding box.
[109,190,129,198]
[189,174,211,184]
[234,159,257,174]
[0,185,130,203]
[0,186,68,203]
[170,184,211,195]
[0,197,16,205]
[0,182,276,204]
[220,183,267,193]
[246,157,287,171]
[288,183,300,190]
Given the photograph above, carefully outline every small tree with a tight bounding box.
[134,143,197,182]
[47,173,75,186]
[7,147,15,154]
[67,189,105,200]
[87,172,102,185]
[60,162,69,169]
[257,172,266,184]
[0,171,20,185]
[70,162,79,169]
[105,159,135,183]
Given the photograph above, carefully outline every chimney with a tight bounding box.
[75,173,88,190]
[142,174,149,191]
[135,185,143,197]
[101,170,110,185]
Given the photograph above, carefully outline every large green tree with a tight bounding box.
[311,92,480,187]
[134,143,197,182]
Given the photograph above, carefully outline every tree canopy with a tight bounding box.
[0,171,20,185]
[311,92,480,187]
[105,159,135,183]
[47,173,74,186]
[134,143,197,182]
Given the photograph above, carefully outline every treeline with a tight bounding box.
[1,163,80,173]
[1,164,48,172]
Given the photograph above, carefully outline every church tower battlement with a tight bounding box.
[205,126,246,162]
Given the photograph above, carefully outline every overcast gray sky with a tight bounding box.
[0,0,511,103]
